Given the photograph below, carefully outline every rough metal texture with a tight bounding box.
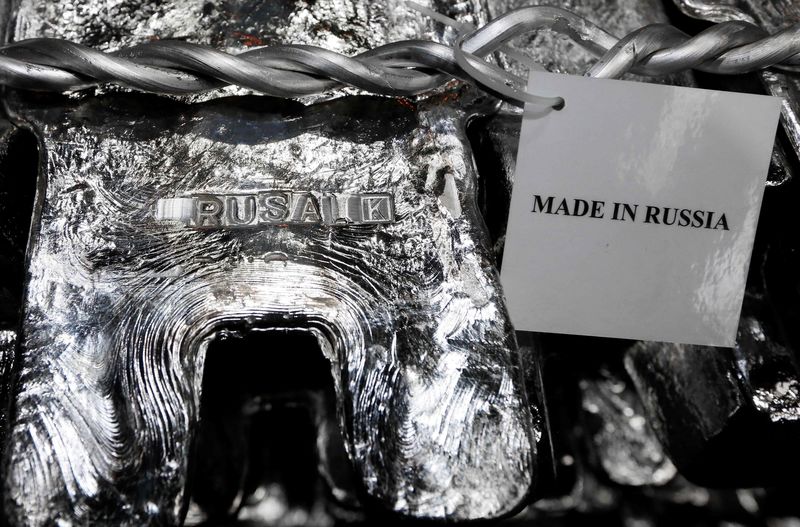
[486,0,698,79]
[506,332,799,526]
[624,311,800,487]
[1,0,538,525]
[579,369,676,487]
[469,0,694,262]
[0,329,15,449]
[735,318,800,422]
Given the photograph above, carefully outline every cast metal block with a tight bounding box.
[0,0,539,524]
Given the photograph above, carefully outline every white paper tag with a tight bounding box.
[501,72,782,347]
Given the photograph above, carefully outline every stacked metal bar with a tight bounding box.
[0,0,796,526]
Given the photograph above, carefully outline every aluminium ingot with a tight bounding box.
[579,368,676,488]
[0,0,539,525]
[624,312,800,487]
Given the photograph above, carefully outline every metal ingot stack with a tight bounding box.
[0,0,796,526]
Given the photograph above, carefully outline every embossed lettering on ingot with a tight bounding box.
[2,0,539,525]
[155,191,395,228]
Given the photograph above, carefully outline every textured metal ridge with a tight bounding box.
[0,6,797,101]
[0,0,541,525]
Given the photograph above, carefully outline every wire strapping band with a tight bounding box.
[0,6,796,108]
[403,3,565,108]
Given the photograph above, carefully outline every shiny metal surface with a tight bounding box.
[1,1,539,525]
[580,369,677,487]
[0,6,797,103]
[0,329,15,448]
[624,312,800,487]
[469,0,695,265]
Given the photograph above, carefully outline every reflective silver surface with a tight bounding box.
[580,369,677,487]
[624,311,800,487]
[1,1,538,525]
[470,0,694,262]
[0,6,796,103]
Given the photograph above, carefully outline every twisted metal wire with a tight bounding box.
[0,6,797,107]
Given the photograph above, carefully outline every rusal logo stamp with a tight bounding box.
[155,191,396,228]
